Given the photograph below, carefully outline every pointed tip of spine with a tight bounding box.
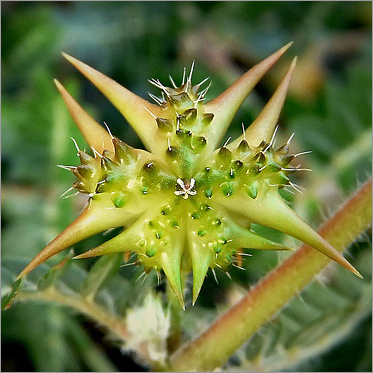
[291,55,298,67]
[306,233,362,280]
[159,253,184,308]
[204,42,293,150]
[54,78,114,153]
[241,54,297,148]
[353,268,363,279]
[288,56,298,77]
[62,52,83,71]
[180,301,186,311]
[15,204,131,280]
[206,41,293,108]
[54,78,61,88]
[60,52,163,153]
[15,206,94,279]
[192,260,210,306]
[189,246,213,305]
[281,41,294,53]
[170,283,185,309]
[337,255,363,278]
[15,272,25,281]
[62,51,76,63]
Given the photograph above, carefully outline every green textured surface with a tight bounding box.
[2,2,371,371]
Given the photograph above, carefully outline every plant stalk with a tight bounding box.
[16,287,160,367]
[170,179,372,372]
[16,288,130,341]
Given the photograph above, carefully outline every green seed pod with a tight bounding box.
[18,46,361,309]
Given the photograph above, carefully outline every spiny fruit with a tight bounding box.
[17,43,361,308]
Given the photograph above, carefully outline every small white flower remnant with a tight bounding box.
[174,178,197,199]
[124,293,170,364]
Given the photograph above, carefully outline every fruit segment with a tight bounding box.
[18,43,361,306]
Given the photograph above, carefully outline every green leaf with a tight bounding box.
[37,250,74,291]
[80,253,123,299]
[1,277,24,310]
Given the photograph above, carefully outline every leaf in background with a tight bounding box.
[1,302,118,372]
[37,251,74,291]
[224,246,372,372]
[2,2,371,371]
[80,253,123,300]
[1,277,23,311]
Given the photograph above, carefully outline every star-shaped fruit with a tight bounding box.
[17,43,361,307]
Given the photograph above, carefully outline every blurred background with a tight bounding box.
[2,1,372,371]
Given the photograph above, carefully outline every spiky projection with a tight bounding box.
[17,43,361,308]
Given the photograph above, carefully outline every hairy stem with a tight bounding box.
[16,288,130,340]
[15,287,159,366]
[170,179,372,372]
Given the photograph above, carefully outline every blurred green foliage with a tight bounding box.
[2,2,371,371]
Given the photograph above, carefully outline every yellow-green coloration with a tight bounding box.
[17,43,361,308]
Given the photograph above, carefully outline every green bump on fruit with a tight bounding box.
[112,192,126,208]
[204,189,213,198]
[170,220,179,228]
[222,183,234,197]
[17,44,362,307]
[198,229,206,237]
[201,113,214,126]
[246,182,259,199]
[156,117,173,131]
[237,139,250,154]
[146,247,157,258]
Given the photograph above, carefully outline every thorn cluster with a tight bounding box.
[17,44,362,308]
